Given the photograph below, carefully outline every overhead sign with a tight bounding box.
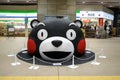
[76,11,114,20]
[0,13,37,18]
[0,10,37,18]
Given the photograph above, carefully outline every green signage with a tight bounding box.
[76,10,80,13]
[0,10,37,13]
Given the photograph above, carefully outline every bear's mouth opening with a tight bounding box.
[43,51,71,59]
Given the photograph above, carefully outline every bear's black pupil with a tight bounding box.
[70,32,73,37]
[41,32,43,37]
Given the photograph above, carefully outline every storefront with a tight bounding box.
[76,10,114,26]
[0,10,37,36]
[76,10,114,38]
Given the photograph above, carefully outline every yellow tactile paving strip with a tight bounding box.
[0,76,120,80]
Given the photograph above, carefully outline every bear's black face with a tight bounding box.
[27,19,86,62]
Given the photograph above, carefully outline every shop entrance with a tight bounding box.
[0,18,37,37]
[0,10,37,37]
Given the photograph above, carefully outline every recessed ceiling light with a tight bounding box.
[26,0,30,2]
[7,0,10,2]
[109,5,113,7]
[82,1,86,4]
[101,2,104,4]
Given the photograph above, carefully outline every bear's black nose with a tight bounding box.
[52,40,62,47]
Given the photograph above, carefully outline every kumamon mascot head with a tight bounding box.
[17,19,95,65]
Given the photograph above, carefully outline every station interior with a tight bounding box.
[0,0,120,80]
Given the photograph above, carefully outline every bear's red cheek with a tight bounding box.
[27,39,36,54]
[77,39,86,54]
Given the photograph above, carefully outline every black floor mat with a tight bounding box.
[17,50,95,66]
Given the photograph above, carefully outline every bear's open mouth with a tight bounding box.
[43,51,71,59]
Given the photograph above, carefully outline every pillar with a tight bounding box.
[25,18,28,37]
[37,0,76,21]
[112,8,119,36]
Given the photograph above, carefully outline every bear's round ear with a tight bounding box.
[30,19,40,28]
[74,20,83,28]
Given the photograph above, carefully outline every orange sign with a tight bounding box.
[99,18,103,26]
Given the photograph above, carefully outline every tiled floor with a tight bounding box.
[0,37,120,76]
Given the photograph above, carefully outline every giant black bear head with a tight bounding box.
[27,19,86,62]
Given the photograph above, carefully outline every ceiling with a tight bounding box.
[76,0,120,9]
[0,0,120,9]
[0,0,37,5]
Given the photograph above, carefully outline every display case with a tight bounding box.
[0,23,2,35]
[0,23,7,36]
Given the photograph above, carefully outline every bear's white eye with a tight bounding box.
[66,29,76,40]
[37,29,48,40]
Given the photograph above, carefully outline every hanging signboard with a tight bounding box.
[8,28,15,32]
